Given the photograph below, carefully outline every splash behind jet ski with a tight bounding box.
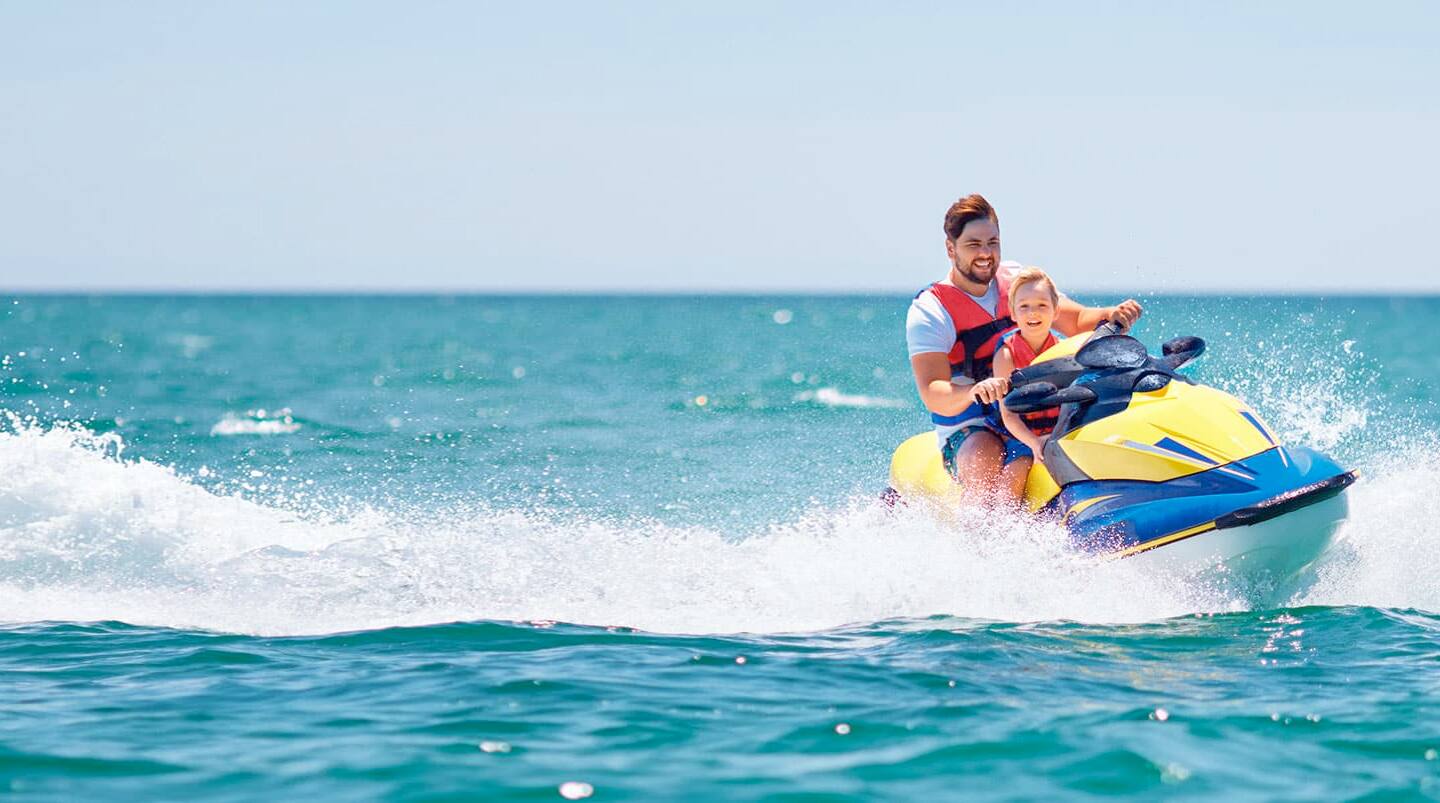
[887,326,1356,587]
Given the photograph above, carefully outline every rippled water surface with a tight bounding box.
[2,294,1439,799]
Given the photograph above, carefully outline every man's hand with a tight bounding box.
[971,377,1010,405]
[1108,299,1144,331]
[1056,296,1144,337]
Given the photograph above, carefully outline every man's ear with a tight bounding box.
[944,238,956,261]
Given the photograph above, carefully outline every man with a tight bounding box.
[906,194,1143,504]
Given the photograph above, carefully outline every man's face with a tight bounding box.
[946,218,1001,285]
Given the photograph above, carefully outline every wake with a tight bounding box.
[1,416,1435,637]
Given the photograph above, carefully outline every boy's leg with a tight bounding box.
[997,437,1035,506]
[999,456,1032,504]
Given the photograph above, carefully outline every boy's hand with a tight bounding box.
[971,377,1010,405]
[1033,435,1050,464]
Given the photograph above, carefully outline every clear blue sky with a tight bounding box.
[2,2,1437,292]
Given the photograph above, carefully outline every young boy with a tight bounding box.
[989,267,1064,501]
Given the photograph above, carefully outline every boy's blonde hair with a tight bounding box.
[1008,266,1060,312]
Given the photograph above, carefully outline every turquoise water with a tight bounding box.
[2,294,1439,799]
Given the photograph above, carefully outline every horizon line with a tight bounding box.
[5,286,1440,298]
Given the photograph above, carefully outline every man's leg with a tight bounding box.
[952,429,1004,501]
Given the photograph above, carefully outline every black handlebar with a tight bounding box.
[1002,331,1206,414]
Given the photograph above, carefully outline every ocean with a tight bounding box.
[1,293,1437,800]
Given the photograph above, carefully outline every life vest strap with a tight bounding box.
[955,316,1015,381]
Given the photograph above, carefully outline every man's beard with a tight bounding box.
[958,260,996,285]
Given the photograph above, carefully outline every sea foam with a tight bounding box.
[1,415,1436,637]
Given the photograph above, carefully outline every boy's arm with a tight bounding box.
[993,345,1046,456]
[991,345,1015,381]
[1000,405,1047,459]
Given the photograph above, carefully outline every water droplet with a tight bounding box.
[1152,708,1170,721]
[772,309,793,325]
[1426,748,1437,761]
[479,741,511,754]
[512,366,526,379]
[834,723,851,735]
[734,656,747,665]
[559,781,594,799]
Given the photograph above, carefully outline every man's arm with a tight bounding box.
[911,353,1011,414]
[1053,296,1144,337]
[911,352,976,416]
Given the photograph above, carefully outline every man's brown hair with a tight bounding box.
[943,194,999,241]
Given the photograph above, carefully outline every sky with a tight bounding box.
[2,1,1438,293]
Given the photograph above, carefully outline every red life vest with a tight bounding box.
[1000,329,1060,435]
[926,279,1014,384]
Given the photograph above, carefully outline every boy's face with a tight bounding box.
[1012,283,1056,338]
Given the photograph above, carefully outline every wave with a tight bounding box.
[1,416,1437,637]
[210,409,302,436]
[793,387,909,409]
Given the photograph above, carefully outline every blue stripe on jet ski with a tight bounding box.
[1240,412,1275,444]
[1060,445,1350,555]
[1155,437,1218,465]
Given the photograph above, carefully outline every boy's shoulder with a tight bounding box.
[992,340,1017,371]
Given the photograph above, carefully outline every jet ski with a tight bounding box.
[887,325,1356,586]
